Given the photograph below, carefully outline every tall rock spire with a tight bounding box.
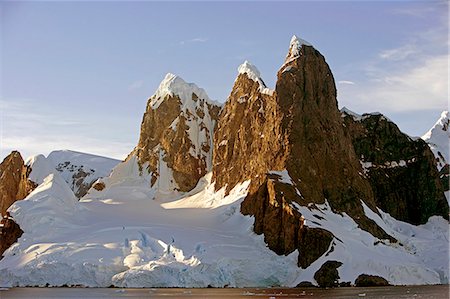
[213,35,392,267]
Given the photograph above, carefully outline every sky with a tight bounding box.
[1,0,448,161]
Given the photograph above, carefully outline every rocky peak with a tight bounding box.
[134,73,221,193]
[285,35,312,63]
[422,110,449,170]
[237,61,273,95]
[0,151,36,217]
[213,35,391,266]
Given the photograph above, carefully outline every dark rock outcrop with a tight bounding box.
[439,164,449,191]
[213,37,393,267]
[354,274,389,287]
[241,174,334,268]
[0,214,23,258]
[342,112,449,224]
[313,260,342,288]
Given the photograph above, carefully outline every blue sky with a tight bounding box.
[1,1,448,160]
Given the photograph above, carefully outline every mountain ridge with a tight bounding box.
[0,35,448,288]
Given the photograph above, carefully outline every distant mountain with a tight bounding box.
[46,150,120,198]
[422,111,449,170]
[0,36,448,288]
[422,111,450,202]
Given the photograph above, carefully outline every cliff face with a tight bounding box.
[213,37,392,268]
[0,151,36,217]
[342,111,449,224]
[0,151,36,258]
[134,73,221,192]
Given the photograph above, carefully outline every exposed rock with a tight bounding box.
[354,274,389,287]
[47,150,120,198]
[313,260,342,288]
[213,36,393,267]
[241,175,334,268]
[0,151,36,217]
[439,164,449,191]
[296,281,317,288]
[134,73,221,192]
[342,112,449,224]
[0,214,23,258]
[92,181,105,191]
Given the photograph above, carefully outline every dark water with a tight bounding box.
[0,285,448,299]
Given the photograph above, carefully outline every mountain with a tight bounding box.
[0,150,119,257]
[46,150,120,198]
[342,109,448,224]
[422,111,450,198]
[0,36,448,288]
[132,73,221,193]
[422,111,449,170]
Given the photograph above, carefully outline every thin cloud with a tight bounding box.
[338,80,355,85]
[379,44,417,61]
[391,2,446,19]
[128,80,144,91]
[179,37,208,45]
[340,54,448,113]
[339,17,448,115]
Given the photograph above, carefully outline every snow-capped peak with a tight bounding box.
[237,61,273,96]
[149,73,218,109]
[422,110,449,170]
[285,35,312,62]
[238,60,263,83]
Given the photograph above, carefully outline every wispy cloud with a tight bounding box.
[379,44,417,61]
[391,2,447,19]
[347,54,448,113]
[338,16,448,116]
[338,80,355,85]
[179,37,208,45]
[128,80,144,91]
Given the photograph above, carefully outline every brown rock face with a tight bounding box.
[134,74,221,192]
[213,39,392,266]
[0,151,36,258]
[0,151,36,217]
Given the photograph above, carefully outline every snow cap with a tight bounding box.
[236,61,274,96]
[237,60,264,86]
[149,73,215,109]
[285,35,312,62]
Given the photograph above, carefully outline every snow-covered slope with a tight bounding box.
[47,150,120,198]
[24,150,120,198]
[0,172,303,287]
[422,111,449,170]
[0,165,448,287]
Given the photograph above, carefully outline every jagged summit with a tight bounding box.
[422,110,449,170]
[237,60,273,95]
[423,110,449,139]
[285,34,312,62]
[237,60,264,86]
[149,73,218,110]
